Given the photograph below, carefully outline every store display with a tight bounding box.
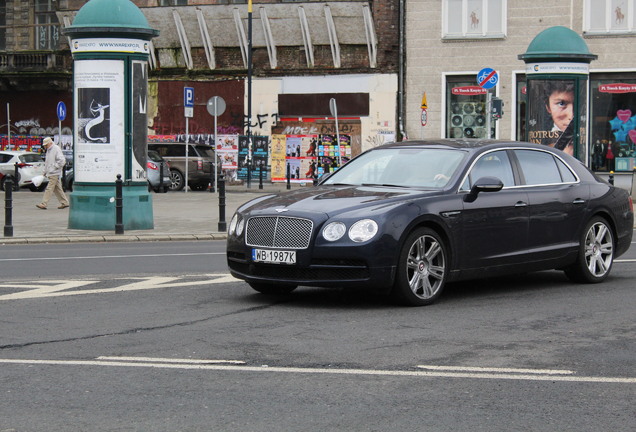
[448,101,488,138]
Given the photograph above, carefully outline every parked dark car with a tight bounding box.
[147,142,215,191]
[227,139,634,306]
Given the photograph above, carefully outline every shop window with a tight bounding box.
[446,77,492,139]
[585,0,636,34]
[35,0,60,50]
[589,74,636,172]
[443,0,506,39]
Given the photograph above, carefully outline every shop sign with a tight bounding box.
[598,83,636,94]
[452,86,487,96]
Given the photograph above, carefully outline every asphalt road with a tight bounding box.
[0,239,635,431]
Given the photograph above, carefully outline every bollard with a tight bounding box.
[209,161,215,193]
[608,171,614,185]
[4,176,13,237]
[631,166,636,199]
[13,162,19,191]
[258,164,263,190]
[218,174,227,232]
[115,174,124,235]
[286,163,291,190]
[62,163,68,191]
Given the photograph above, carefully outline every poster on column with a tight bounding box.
[271,134,287,181]
[131,60,148,183]
[73,59,125,183]
[237,136,269,180]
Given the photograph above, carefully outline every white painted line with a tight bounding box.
[0,358,634,384]
[417,365,574,375]
[0,274,238,301]
[615,259,636,262]
[97,356,245,365]
[0,252,224,262]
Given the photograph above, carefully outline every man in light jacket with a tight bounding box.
[36,137,70,209]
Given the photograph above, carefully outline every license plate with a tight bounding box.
[252,249,296,264]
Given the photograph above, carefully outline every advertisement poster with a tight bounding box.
[73,59,125,183]
[526,79,584,159]
[215,134,239,170]
[131,60,148,183]
[237,135,269,180]
[271,134,287,181]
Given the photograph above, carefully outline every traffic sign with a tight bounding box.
[477,68,499,90]
[421,109,427,126]
[184,87,194,118]
[56,101,67,121]
[184,87,194,107]
[206,96,226,116]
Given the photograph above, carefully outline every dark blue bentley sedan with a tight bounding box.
[226,139,634,306]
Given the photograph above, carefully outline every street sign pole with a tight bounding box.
[477,68,499,140]
[329,98,341,167]
[206,96,227,194]
[57,101,66,148]
[184,87,194,193]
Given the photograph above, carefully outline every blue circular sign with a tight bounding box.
[477,68,499,90]
[57,101,67,121]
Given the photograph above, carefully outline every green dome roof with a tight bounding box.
[64,0,158,38]
[519,26,597,63]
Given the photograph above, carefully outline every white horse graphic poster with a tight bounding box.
[73,59,125,183]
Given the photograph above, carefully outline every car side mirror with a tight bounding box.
[463,176,504,203]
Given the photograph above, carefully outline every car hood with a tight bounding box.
[239,185,443,218]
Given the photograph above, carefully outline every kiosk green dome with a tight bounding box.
[519,26,597,63]
[64,0,158,39]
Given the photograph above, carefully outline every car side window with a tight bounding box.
[0,154,12,163]
[463,150,515,189]
[165,145,186,157]
[555,158,577,183]
[515,150,564,185]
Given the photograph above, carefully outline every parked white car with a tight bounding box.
[0,150,48,192]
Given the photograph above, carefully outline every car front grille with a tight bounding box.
[245,216,313,249]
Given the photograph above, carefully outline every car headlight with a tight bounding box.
[322,222,346,242]
[229,213,239,235]
[349,219,378,242]
[236,217,245,236]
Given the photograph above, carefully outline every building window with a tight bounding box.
[442,0,506,39]
[584,0,636,34]
[589,73,636,172]
[516,75,526,141]
[0,1,6,50]
[35,0,60,50]
[446,76,493,139]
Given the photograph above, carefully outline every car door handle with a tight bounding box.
[573,198,586,205]
[515,201,528,207]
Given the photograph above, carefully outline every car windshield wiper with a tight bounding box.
[361,183,408,188]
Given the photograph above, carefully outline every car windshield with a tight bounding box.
[322,147,466,188]
[147,150,162,162]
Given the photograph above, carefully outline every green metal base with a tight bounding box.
[68,184,154,230]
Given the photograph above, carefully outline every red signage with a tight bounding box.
[598,83,636,94]
[452,86,487,96]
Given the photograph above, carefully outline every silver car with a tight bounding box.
[147,150,171,193]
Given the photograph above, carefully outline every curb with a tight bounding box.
[0,233,228,245]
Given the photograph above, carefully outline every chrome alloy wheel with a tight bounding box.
[584,221,614,278]
[406,234,446,300]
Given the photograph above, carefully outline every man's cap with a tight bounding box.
[42,137,54,146]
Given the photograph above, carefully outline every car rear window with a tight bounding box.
[20,154,43,163]
[194,145,215,158]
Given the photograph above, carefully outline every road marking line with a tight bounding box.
[615,259,636,262]
[0,358,634,384]
[0,274,237,301]
[0,252,224,262]
[417,365,574,375]
[97,356,245,365]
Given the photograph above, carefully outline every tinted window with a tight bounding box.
[466,150,515,188]
[0,154,12,163]
[194,145,215,158]
[515,150,562,185]
[556,158,577,182]
[21,154,43,163]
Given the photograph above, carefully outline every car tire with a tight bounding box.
[190,182,208,191]
[564,216,614,283]
[248,283,297,295]
[169,170,185,191]
[391,227,448,306]
[161,186,169,193]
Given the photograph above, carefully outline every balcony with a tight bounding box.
[0,51,68,72]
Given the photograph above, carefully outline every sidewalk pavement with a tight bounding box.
[1,182,304,245]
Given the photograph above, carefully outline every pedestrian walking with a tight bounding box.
[36,137,70,210]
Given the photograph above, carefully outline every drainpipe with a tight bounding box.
[397,0,407,141]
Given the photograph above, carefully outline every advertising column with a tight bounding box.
[62,0,159,230]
